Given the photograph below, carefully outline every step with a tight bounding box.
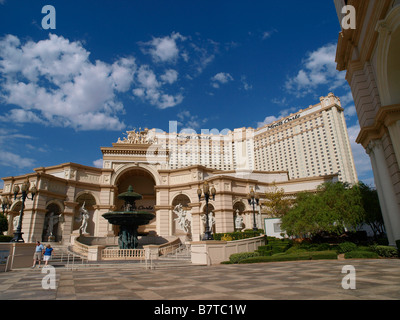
[53,258,194,270]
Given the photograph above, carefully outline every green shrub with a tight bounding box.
[372,245,399,258]
[344,251,380,259]
[356,246,374,252]
[396,240,400,251]
[237,250,337,264]
[256,245,273,256]
[271,245,290,254]
[229,252,260,264]
[316,243,332,251]
[220,260,233,264]
[214,231,265,241]
[309,251,338,260]
[0,235,13,242]
[285,247,308,254]
[337,242,357,254]
[376,237,389,246]
[238,253,310,264]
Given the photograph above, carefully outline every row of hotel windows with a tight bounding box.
[166,110,346,178]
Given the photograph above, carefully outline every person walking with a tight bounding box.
[32,241,45,268]
[43,244,54,266]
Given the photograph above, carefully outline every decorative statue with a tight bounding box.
[173,204,192,233]
[13,215,19,231]
[115,128,157,145]
[201,211,216,234]
[46,212,60,237]
[235,209,243,230]
[78,202,90,234]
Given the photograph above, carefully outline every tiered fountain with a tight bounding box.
[102,185,155,249]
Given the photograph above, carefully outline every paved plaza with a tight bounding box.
[0,259,399,301]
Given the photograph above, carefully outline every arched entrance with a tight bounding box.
[114,168,156,235]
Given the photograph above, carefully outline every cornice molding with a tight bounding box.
[356,104,400,148]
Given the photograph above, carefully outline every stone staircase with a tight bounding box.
[41,243,88,268]
[159,243,192,261]
[41,242,193,271]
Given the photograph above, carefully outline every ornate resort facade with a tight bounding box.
[1,93,357,244]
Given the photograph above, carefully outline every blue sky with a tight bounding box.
[0,0,374,187]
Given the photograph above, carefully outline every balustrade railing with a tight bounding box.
[101,248,145,260]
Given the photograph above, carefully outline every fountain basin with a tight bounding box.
[102,185,156,249]
[102,211,155,226]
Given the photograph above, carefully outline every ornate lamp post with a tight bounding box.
[11,179,37,243]
[197,181,216,241]
[247,187,260,231]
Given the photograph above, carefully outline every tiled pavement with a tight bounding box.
[0,259,399,300]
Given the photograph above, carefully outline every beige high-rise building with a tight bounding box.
[152,93,358,184]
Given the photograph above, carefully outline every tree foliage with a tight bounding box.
[357,182,385,238]
[280,181,365,237]
[262,182,292,218]
[0,213,8,235]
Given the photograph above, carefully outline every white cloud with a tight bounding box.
[93,159,103,168]
[136,65,160,89]
[240,75,252,91]
[262,29,278,40]
[133,65,183,109]
[189,40,219,75]
[347,122,374,180]
[177,110,208,130]
[160,69,178,84]
[339,90,355,108]
[0,109,46,124]
[0,34,132,131]
[0,151,35,169]
[141,32,186,63]
[271,97,287,106]
[0,34,186,127]
[257,106,298,128]
[344,105,357,118]
[257,116,279,128]
[285,43,346,97]
[211,72,234,88]
[111,57,137,92]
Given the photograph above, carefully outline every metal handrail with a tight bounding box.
[66,252,88,270]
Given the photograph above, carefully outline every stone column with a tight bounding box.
[168,208,173,236]
[190,202,202,242]
[154,207,170,237]
[367,140,400,246]
[63,201,78,244]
